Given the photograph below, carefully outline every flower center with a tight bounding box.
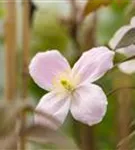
[60,79,74,91]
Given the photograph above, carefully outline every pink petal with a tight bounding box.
[72,47,114,83]
[118,60,135,74]
[29,50,71,91]
[70,83,107,126]
[35,91,71,129]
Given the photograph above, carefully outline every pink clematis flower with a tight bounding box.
[29,47,114,128]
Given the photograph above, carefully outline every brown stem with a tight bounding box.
[107,86,135,97]
[78,13,97,150]
[108,55,135,73]
[83,13,97,51]
[5,0,17,101]
[80,124,96,150]
[22,0,30,100]
[19,1,30,150]
[69,1,97,149]
[113,73,132,150]
[118,55,135,65]
[69,0,81,59]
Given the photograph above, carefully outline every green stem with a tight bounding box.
[107,86,135,97]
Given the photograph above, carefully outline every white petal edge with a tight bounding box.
[130,16,135,27]
[35,91,71,129]
[118,60,135,74]
[70,83,108,126]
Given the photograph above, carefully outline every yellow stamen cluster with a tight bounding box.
[61,79,74,91]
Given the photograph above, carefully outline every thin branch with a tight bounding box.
[106,44,135,69]
[117,131,135,150]
[69,0,81,58]
[108,55,135,71]
[113,74,132,150]
[19,1,30,150]
[122,55,135,62]
[22,0,30,100]
[17,105,61,128]
[107,86,135,97]
[5,0,17,101]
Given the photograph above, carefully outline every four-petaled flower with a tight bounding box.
[29,47,114,129]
